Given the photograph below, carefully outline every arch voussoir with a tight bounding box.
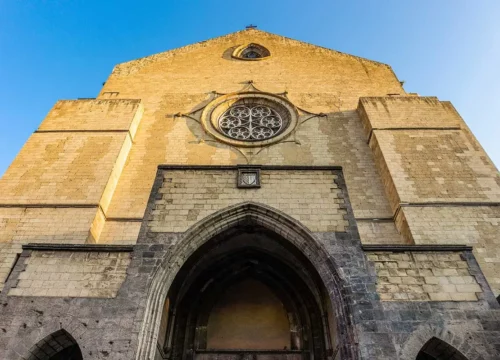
[398,322,491,360]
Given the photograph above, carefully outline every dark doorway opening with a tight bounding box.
[416,337,468,360]
[27,329,83,360]
[158,227,340,360]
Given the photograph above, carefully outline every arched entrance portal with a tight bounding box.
[143,203,357,360]
[136,202,358,360]
[161,232,333,359]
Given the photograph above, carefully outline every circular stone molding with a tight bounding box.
[201,92,299,147]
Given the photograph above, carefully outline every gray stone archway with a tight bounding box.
[398,322,488,360]
[135,201,359,360]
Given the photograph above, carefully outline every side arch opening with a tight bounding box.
[27,329,83,360]
[143,202,357,360]
[416,337,469,360]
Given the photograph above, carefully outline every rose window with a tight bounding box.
[202,93,297,146]
[218,104,283,141]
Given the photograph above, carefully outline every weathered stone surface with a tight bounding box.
[370,251,482,301]
[8,250,131,298]
[0,28,499,359]
[149,169,347,233]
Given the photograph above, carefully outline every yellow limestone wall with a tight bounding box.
[0,99,143,288]
[97,29,404,245]
[149,170,348,233]
[8,250,131,298]
[358,96,500,296]
[369,251,482,301]
[1,29,498,297]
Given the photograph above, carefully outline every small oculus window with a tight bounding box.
[244,49,261,59]
[232,43,271,61]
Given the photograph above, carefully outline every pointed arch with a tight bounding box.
[135,201,358,359]
[26,329,83,360]
[398,323,491,360]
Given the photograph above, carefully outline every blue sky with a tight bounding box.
[0,1,499,175]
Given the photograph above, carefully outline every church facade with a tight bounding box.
[0,29,499,360]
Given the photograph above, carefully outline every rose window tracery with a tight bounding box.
[218,104,283,141]
[201,93,297,147]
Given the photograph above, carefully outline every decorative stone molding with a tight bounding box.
[22,243,134,252]
[362,244,473,252]
[237,166,261,188]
